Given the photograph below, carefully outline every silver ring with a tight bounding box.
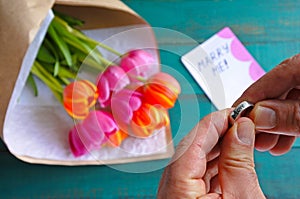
[230,101,254,125]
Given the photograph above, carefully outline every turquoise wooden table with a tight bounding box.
[1,1,300,198]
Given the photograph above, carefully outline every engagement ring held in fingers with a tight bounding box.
[230,101,254,125]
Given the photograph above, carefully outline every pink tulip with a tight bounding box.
[110,85,171,138]
[120,49,158,81]
[110,87,143,129]
[96,65,130,107]
[69,110,119,157]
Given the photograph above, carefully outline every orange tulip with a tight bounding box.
[106,130,129,147]
[130,103,170,138]
[143,72,181,109]
[63,80,98,119]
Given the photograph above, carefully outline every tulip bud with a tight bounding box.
[96,65,130,107]
[130,103,170,138]
[143,72,181,109]
[68,110,119,157]
[120,49,158,81]
[63,80,98,119]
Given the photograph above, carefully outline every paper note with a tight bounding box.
[181,27,265,110]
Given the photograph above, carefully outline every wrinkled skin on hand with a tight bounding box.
[157,110,265,199]
[235,54,300,156]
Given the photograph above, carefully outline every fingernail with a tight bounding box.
[237,121,254,145]
[254,106,276,129]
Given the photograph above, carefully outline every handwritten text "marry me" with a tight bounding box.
[197,42,230,75]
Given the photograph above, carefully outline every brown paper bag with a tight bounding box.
[0,0,174,165]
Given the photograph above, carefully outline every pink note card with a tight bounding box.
[181,27,265,110]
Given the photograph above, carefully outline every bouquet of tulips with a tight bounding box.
[29,11,181,157]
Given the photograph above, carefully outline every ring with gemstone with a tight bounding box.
[229,101,254,125]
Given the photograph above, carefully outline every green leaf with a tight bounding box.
[37,44,56,63]
[53,60,60,76]
[44,38,59,60]
[53,10,84,27]
[27,73,38,96]
[47,24,73,67]
[41,61,76,79]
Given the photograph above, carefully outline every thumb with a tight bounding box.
[219,118,265,199]
[249,99,300,136]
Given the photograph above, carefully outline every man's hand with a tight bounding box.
[157,110,265,198]
[234,54,300,155]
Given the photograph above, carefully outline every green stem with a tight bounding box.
[48,87,63,104]
[31,68,58,92]
[95,42,122,57]
[132,75,147,83]
[63,36,105,66]
[97,54,115,67]
[76,50,106,71]
[59,76,71,85]
[58,66,76,79]
[31,61,63,93]
[53,16,123,57]
[30,64,63,104]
